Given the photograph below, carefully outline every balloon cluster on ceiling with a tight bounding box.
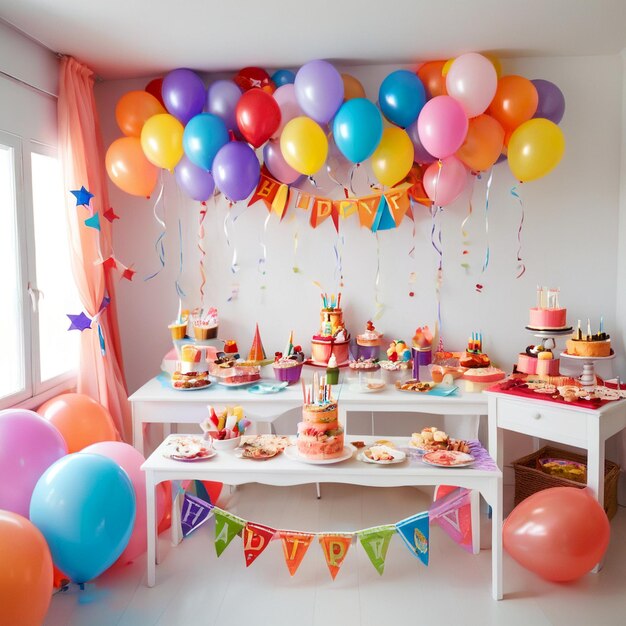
[105,54,566,206]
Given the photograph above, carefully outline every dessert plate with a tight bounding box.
[164,436,215,461]
[216,379,260,388]
[560,351,615,360]
[426,384,459,397]
[357,446,406,465]
[171,382,211,391]
[284,446,353,465]
[166,449,216,462]
[348,381,386,394]
[422,450,475,468]
[247,382,289,394]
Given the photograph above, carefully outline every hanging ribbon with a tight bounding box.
[348,163,360,197]
[144,177,166,282]
[258,212,271,291]
[481,168,494,274]
[175,218,186,299]
[333,234,345,289]
[430,205,444,350]
[460,176,476,272]
[223,207,240,275]
[292,230,301,274]
[326,163,349,197]
[407,199,418,298]
[373,233,384,319]
[198,202,207,303]
[510,185,526,278]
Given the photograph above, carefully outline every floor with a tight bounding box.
[44,483,626,626]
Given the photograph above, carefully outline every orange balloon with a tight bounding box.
[417,61,448,98]
[115,90,165,137]
[341,73,366,100]
[106,136,159,197]
[456,114,505,171]
[487,75,538,132]
[0,511,53,626]
[37,393,119,453]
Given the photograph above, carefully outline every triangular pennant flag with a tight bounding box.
[103,207,120,222]
[319,533,353,580]
[248,171,280,209]
[384,188,410,226]
[334,199,358,219]
[271,183,289,220]
[181,493,214,537]
[407,164,432,208]
[243,522,275,567]
[214,509,246,556]
[371,195,396,232]
[357,525,395,575]
[101,256,117,271]
[309,197,334,229]
[84,212,101,231]
[430,486,473,553]
[396,511,429,566]
[279,531,315,576]
[357,194,381,229]
[122,267,136,281]
[247,323,267,361]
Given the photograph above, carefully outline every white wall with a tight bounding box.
[96,55,624,394]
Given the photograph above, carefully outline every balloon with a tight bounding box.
[236,88,281,148]
[417,95,469,159]
[183,113,229,171]
[207,80,242,132]
[378,69,426,127]
[280,116,328,175]
[503,487,610,582]
[234,66,271,92]
[272,69,295,86]
[145,77,165,107]
[417,61,448,99]
[456,114,505,172]
[0,409,67,518]
[162,68,206,125]
[508,118,565,182]
[532,79,566,124]
[140,113,184,171]
[484,54,503,78]
[326,134,353,186]
[371,127,414,187]
[81,442,166,564]
[0,511,52,626]
[442,58,454,76]
[341,73,366,100]
[263,140,300,184]
[37,392,118,453]
[271,84,304,139]
[446,52,498,118]
[106,136,159,197]
[332,98,383,163]
[30,453,135,583]
[294,60,344,125]
[423,156,468,206]
[212,141,260,201]
[488,75,538,131]
[406,119,436,164]
[175,155,216,201]
[115,90,165,137]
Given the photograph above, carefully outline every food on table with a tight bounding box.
[517,341,560,377]
[366,379,386,390]
[168,305,189,340]
[429,365,466,384]
[223,339,239,356]
[409,427,470,454]
[240,434,290,459]
[348,357,380,371]
[168,436,213,459]
[209,356,261,385]
[350,441,366,449]
[200,405,250,440]
[462,366,506,392]
[273,331,305,384]
[396,379,433,392]
[565,318,611,357]
[172,344,210,388]
[356,320,383,347]
[459,351,491,368]
[191,306,218,340]
[412,325,433,350]
[364,445,402,462]
[537,458,587,483]
[528,286,568,330]
[297,389,344,460]
[311,292,350,365]
[379,340,413,383]
[374,439,395,448]
[171,372,210,389]
[422,450,474,467]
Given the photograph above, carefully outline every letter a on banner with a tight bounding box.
[248,171,279,209]
[279,531,315,576]
[429,486,474,553]
[396,511,429,566]
[243,522,275,567]
[181,493,214,537]
[357,525,395,575]
[319,533,353,580]
[214,509,246,557]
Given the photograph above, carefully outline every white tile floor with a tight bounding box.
[44,483,626,626]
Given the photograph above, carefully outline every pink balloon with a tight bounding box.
[271,84,304,140]
[446,53,498,118]
[417,96,469,159]
[81,441,167,564]
[326,135,353,186]
[263,140,300,184]
[423,156,468,206]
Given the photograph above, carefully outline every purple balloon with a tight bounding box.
[0,409,68,518]
[263,140,300,184]
[162,68,206,125]
[213,141,260,201]
[406,120,436,164]
[207,80,242,132]
[175,155,215,201]
[294,60,344,125]
[532,79,565,124]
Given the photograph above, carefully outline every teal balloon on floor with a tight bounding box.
[30,453,136,584]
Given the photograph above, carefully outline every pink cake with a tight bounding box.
[311,293,350,365]
[296,403,344,460]
[517,350,559,376]
[528,308,567,330]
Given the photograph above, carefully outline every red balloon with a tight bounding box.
[503,487,610,582]
[236,88,281,148]
[234,67,271,92]
[145,78,165,108]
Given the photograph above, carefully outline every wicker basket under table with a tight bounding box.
[512,445,620,520]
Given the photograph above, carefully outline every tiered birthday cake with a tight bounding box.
[527,287,569,331]
[311,293,350,365]
[297,401,344,460]
[566,319,611,357]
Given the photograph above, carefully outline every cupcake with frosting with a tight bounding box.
[192,307,218,340]
[273,332,305,384]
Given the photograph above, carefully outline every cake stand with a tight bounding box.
[559,351,615,389]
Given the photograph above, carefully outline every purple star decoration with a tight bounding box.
[67,312,92,331]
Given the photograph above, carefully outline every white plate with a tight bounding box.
[247,382,288,394]
[216,379,260,388]
[357,446,406,465]
[284,445,353,465]
[171,381,211,391]
[560,351,615,361]
[422,450,475,468]
[348,383,386,394]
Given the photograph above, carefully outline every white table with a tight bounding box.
[141,435,503,599]
[130,375,488,455]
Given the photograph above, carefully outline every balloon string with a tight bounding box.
[482,168,494,273]
[333,234,345,289]
[222,197,241,302]
[460,176,476,272]
[292,230,300,274]
[144,176,166,282]
[373,233,384,319]
[407,199,417,298]
[198,203,207,304]
[348,164,359,197]
[258,212,271,288]
[175,218,186,299]
[510,185,526,278]
[432,159,443,206]
[430,204,444,350]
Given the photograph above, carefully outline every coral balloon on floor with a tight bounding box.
[503,487,610,582]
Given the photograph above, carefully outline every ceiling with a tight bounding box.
[1,0,625,80]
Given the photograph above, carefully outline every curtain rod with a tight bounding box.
[0,68,58,99]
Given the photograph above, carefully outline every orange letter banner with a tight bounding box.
[357,195,381,230]
[384,188,410,226]
[319,533,353,580]
[310,197,339,232]
[334,199,358,219]
[243,522,276,567]
[279,530,315,576]
[248,172,280,209]
[271,183,289,220]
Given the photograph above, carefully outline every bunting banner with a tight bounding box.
[243,522,276,567]
[247,170,281,210]
[357,525,395,575]
[396,512,429,566]
[430,486,474,554]
[310,197,339,232]
[279,531,315,576]
[319,533,354,580]
[214,509,246,557]
[181,493,214,537]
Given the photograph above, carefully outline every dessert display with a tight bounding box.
[168,303,189,340]
[273,331,305,384]
[517,340,560,376]
[223,339,239,357]
[191,306,218,340]
[348,357,380,372]
[240,435,290,460]
[210,353,261,386]
[565,318,611,357]
[429,365,466,384]
[422,450,475,467]
[171,345,210,389]
[410,427,471,453]
[311,293,350,365]
[527,287,569,330]
[378,339,413,383]
[200,405,250,442]
[360,445,406,464]
[355,321,383,359]
[459,333,491,368]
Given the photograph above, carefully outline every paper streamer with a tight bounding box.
[460,176,475,272]
[430,205,444,351]
[510,185,526,278]
[292,230,300,274]
[175,219,186,299]
[144,178,166,282]
[481,168,494,273]
[333,234,345,289]
[407,199,418,298]
[258,212,271,290]
[198,203,207,303]
[373,233,384,320]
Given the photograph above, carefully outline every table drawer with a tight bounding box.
[496,398,587,445]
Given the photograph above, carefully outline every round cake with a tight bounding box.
[311,293,350,365]
[566,338,611,357]
[528,307,567,330]
[296,402,344,460]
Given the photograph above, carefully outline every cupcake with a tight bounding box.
[273,332,305,384]
[378,340,413,384]
[192,307,218,341]
[168,321,188,340]
[356,321,382,347]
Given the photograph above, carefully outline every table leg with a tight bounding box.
[470,489,480,555]
[146,470,157,587]
[171,487,183,547]
[133,405,145,456]
[587,424,605,573]
[489,478,503,600]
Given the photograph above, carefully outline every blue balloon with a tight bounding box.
[378,70,426,128]
[271,69,296,87]
[30,453,135,584]
[332,98,383,163]
[183,113,229,171]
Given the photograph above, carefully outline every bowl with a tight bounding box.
[209,435,241,451]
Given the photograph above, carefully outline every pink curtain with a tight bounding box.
[58,56,131,441]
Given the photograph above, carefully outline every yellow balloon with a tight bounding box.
[484,54,503,78]
[442,58,455,77]
[280,116,328,175]
[140,113,184,171]
[371,127,414,187]
[508,118,565,183]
